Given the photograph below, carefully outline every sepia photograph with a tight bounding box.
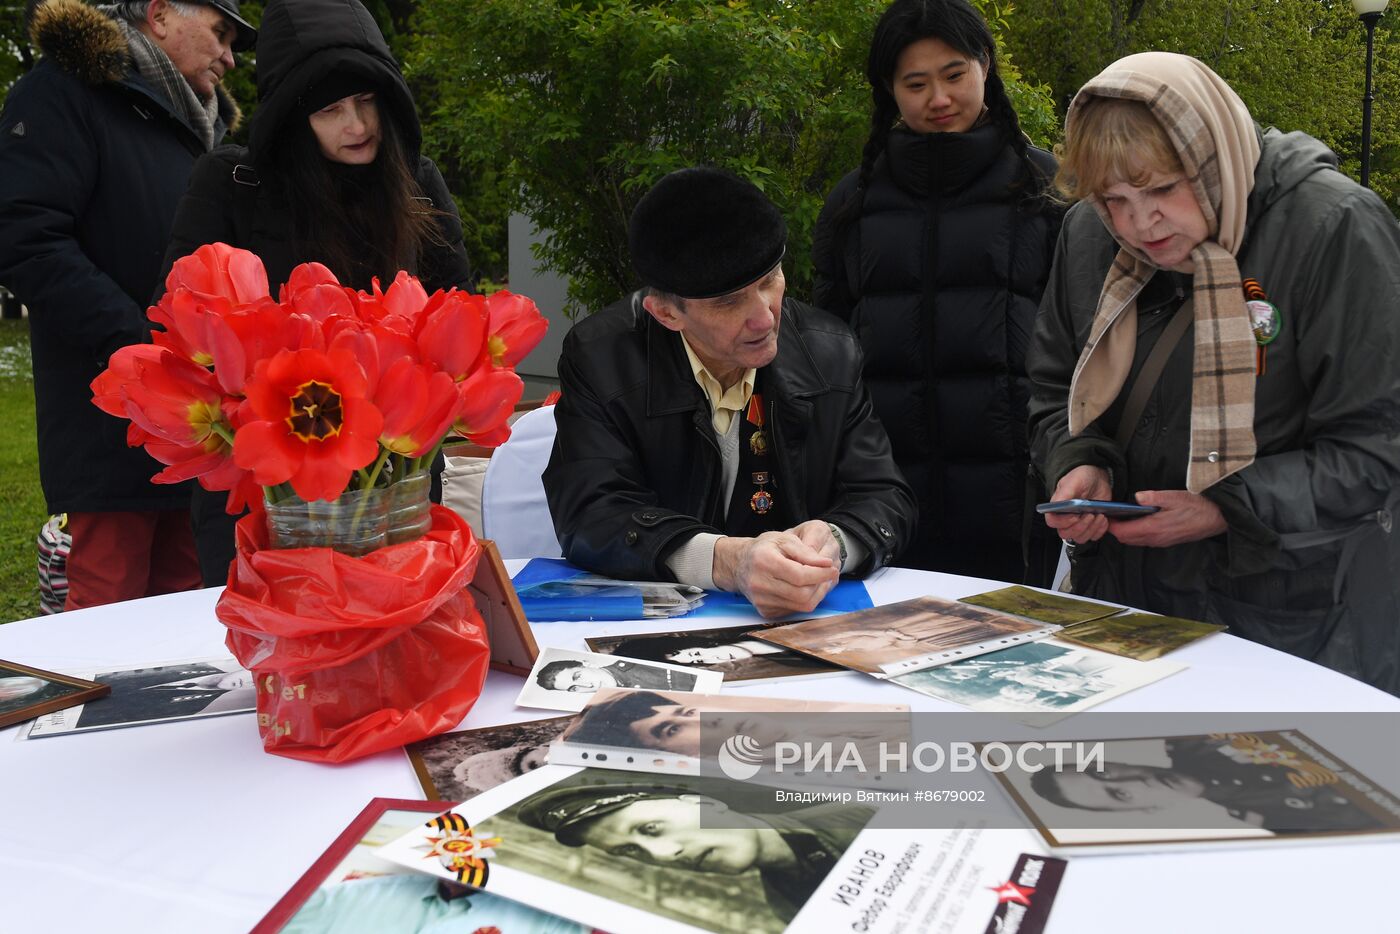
[755,596,1058,676]
[23,657,256,737]
[958,585,1122,626]
[1055,612,1227,660]
[889,640,1183,715]
[516,646,722,713]
[406,716,576,800]
[251,797,585,933]
[586,621,842,683]
[0,659,109,729]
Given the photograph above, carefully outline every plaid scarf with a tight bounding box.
[107,10,219,151]
[1065,53,1261,493]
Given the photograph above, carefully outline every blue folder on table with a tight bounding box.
[511,557,873,623]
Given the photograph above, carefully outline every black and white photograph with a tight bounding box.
[554,685,908,762]
[23,657,256,737]
[381,764,877,934]
[0,659,109,729]
[516,646,723,713]
[586,621,842,683]
[405,716,576,800]
[995,731,1400,851]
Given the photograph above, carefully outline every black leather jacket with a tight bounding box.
[544,293,916,581]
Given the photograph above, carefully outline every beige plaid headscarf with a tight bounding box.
[1065,53,1261,493]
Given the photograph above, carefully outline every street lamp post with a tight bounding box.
[1353,0,1390,188]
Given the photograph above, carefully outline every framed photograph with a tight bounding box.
[755,596,1059,678]
[405,716,576,800]
[516,646,722,713]
[22,657,255,738]
[251,797,590,933]
[586,621,843,683]
[992,730,1400,853]
[0,659,109,729]
[471,538,540,676]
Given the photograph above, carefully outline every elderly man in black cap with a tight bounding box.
[544,167,915,617]
[517,778,874,923]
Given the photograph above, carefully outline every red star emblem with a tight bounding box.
[988,881,1035,905]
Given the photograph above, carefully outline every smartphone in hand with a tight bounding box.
[1036,499,1160,518]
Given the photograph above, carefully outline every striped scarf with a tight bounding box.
[1065,53,1261,493]
[107,10,219,151]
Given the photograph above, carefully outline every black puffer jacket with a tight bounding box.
[813,123,1061,582]
[0,0,237,513]
[544,294,916,581]
[157,0,472,584]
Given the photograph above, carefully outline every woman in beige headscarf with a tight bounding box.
[1027,53,1400,694]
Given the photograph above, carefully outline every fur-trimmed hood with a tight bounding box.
[30,0,241,129]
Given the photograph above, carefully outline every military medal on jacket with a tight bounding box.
[746,394,774,514]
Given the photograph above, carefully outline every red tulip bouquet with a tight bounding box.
[91,243,548,761]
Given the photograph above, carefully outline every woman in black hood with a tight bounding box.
[158,0,474,585]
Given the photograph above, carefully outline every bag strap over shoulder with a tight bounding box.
[1113,298,1194,451]
[230,162,260,246]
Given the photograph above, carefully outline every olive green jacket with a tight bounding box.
[1028,128,1400,694]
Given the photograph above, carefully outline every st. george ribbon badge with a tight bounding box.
[750,470,774,515]
[1242,278,1281,375]
[746,393,768,456]
[418,812,500,886]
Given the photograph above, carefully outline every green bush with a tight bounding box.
[407,0,1059,316]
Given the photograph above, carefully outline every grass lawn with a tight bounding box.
[0,319,46,622]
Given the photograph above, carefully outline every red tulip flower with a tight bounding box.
[234,348,384,502]
[453,366,523,447]
[416,290,489,380]
[376,358,463,457]
[279,262,355,322]
[485,290,548,367]
[164,242,269,306]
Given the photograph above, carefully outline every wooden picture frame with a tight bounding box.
[251,798,455,934]
[470,538,539,676]
[0,659,110,729]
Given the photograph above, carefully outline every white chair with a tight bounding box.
[480,405,563,559]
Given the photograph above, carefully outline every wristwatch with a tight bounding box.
[826,522,848,570]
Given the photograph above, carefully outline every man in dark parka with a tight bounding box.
[0,0,252,608]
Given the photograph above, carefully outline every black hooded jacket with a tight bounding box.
[0,0,239,514]
[157,0,472,585]
[158,0,472,293]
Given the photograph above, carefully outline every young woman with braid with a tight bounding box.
[811,0,1062,583]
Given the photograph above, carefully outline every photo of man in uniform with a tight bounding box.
[509,773,875,928]
[1023,735,1386,836]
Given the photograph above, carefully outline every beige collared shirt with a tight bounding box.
[665,336,863,590]
[681,338,756,435]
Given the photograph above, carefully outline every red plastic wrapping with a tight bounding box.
[215,504,489,763]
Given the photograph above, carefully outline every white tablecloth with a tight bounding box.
[0,564,1395,933]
